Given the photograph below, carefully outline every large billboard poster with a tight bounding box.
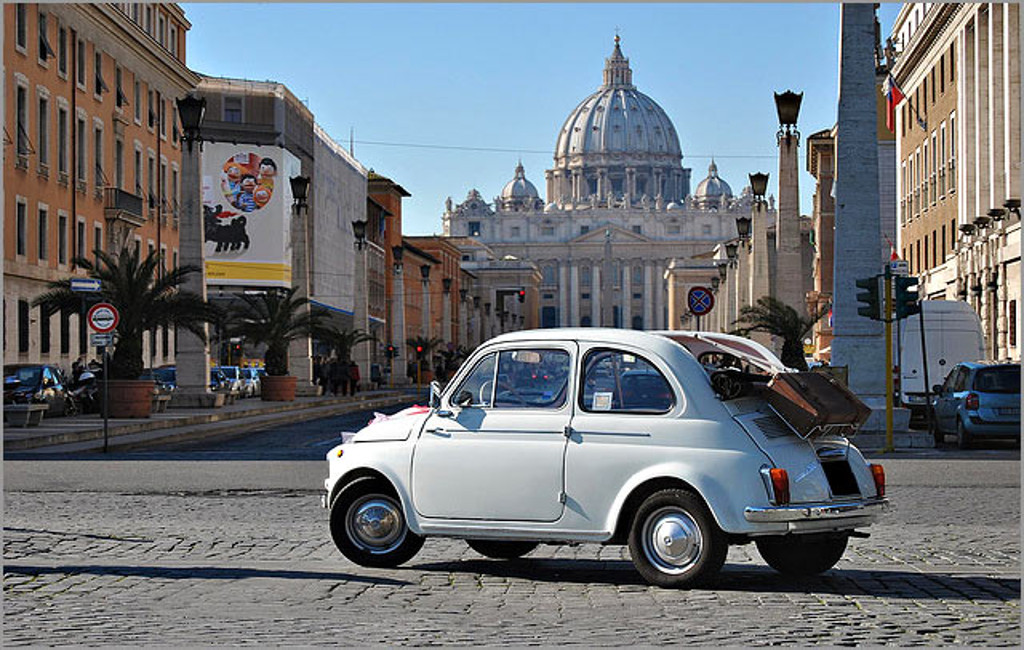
[201,143,300,287]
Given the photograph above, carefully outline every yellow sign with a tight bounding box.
[205,261,292,285]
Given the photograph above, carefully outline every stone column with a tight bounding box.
[602,230,614,326]
[391,264,409,385]
[458,290,468,349]
[777,129,804,315]
[989,3,1005,211]
[172,139,216,406]
[441,281,452,346]
[643,263,654,330]
[831,3,885,398]
[288,195,316,395]
[353,243,371,389]
[420,278,431,339]
[622,260,632,329]
[559,262,569,327]
[750,201,771,306]
[591,266,601,326]
[570,263,580,326]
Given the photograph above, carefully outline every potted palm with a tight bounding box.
[35,247,218,418]
[327,327,376,390]
[230,287,331,401]
[730,296,830,371]
[407,336,443,385]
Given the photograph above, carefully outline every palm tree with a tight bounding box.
[229,287,333,376]
[407,335,444,374]
[34,247,218,380]
[327,328,376,362]
[438,344,470,380]
[729,296,830,371]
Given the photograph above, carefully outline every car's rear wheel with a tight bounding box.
[956,418,972,450]
[627,489,727,588]
[756,533,849,576]
[466,539,538,559]
[330,479,423,568]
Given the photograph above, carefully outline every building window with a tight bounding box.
[223,96,243,123]
[94,225,103,266]
[94,125,104,187]
[169,24,178,57]
[115,67,125,108]
[948,113,956,187]
[581,266,592,287]
[38,207,49,260]
[60,310,71,354]
[37,95,49,166]
[145,6,152,34]
[134,79,141,122]
[76,117,87,182]
[148,155,156,211]
[16,201,28,256]
[1010,301,1017,347]
[667,225,680,234]
[58,214,68,264]
[115,139,124,189]
[940,224,946,261]
[16,84,29,155]
[632,225,642,234]
[949,42,955,81]
[76,38,86,86]
[77,219,86,260]
[147,90,155,128]
[159,98,166,138]
[40,307,50,354]
[58,25,67,74]
[541,226,554,236]
[467,221,481,237]
[702,224,712,236]
[134,149,143,195]
[18,301,30,354]
[158,14,165,47]
[510,226,520,237]
[940,56,945,93]
[38,10,55,62]
[542,265,556,285]
[15,4,27,50]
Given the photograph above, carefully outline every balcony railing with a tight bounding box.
[103,187,144,226]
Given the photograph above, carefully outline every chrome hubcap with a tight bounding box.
[642,507,702,574]
[346,495,405,554]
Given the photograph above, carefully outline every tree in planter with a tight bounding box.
[327,328,376,363]
[34,247,218,380]
[407,336,444,379]
[729,296,830,371]
[438,344,470,381]
[229,287,332,376]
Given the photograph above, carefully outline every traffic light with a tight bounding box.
[386,344,396,358]
[894,275,921,319]
[517,289,526,303]
[855,276,882,321]
[415,345,424,359]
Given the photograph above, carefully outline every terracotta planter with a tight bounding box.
[105,379,155,418]
[261,375,297,402]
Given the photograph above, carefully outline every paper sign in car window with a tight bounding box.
[593,391,613,411]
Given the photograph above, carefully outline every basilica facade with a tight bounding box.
[442,37,772,329]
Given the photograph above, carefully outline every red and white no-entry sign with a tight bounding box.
[87,303,120,333]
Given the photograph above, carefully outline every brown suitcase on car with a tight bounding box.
[765,371,872,438]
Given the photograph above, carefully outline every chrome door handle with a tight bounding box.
[426,428,449,437]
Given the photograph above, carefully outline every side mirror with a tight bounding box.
[429,380,442,409]
[456,390,473,407]
[932,384,943,394]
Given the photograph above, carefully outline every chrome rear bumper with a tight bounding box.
[744,497,889,522]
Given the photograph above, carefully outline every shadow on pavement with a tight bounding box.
[411,558,1019,600]
[4,563,409,586]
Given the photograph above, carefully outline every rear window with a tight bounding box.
[973,366,1020,394]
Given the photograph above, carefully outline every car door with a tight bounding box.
[936,367,963,431]
[412,344,575,522]
[41,367,64,414]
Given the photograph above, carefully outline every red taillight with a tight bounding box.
[965,393,980,410]
[869,463,885,498]
[769,468,790,505]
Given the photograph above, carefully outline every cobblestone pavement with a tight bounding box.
[4,478,1019,646]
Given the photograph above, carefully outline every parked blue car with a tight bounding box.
[933,361,1020,448]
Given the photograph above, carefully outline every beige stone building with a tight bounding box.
[4,3,198,369]
[891,2,1021,361]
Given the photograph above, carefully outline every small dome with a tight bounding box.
[544,202,558,212]
[501,162,540,199]
[694,160,733,200]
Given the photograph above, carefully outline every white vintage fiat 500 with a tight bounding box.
[323,329,888,588]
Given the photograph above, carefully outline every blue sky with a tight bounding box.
[184,3,902,235]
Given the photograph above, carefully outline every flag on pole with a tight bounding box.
[883,74,905,133]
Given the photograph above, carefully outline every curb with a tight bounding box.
[5,392,416,452]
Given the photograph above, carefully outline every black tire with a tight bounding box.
[756,534,849,576]
[627,489,727,588]
[956,418,972,450]
[466,539,538,559]
[329,479,423,568]
[929,416,944,446]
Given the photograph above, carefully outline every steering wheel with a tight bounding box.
[496,378,528,405]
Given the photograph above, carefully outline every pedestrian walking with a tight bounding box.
[331,358,348,396]
[348,361,361,395]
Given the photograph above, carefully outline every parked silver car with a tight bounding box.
[933,361,1020,448]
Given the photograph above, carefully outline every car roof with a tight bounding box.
[957,360,1019,370]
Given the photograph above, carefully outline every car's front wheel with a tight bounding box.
[627,489,727,588]
[330,479,423,568]
[466,539,538,559]
[756,533,848,576]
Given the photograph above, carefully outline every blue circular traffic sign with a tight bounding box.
[687,286,715,316]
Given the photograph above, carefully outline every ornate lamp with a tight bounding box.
[988,208,1006,222]
[958,223,976,237]
[459,288,468,303]
[725,241,739,260]
[352,219,367,250]
[290,175,310,213]
[442,278,452,294]
[420,264,431,281]
[973,214,991,229]
[717,262,728,281]
[774,90,803,140]
[391,245,404,273]
[175,94,206,152]
[735,215,752,240]
[1004,198,1021,219]
[749,172,769,201]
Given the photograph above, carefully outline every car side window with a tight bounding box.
[493,349,571,409]
[454,353,496,408]
[950,367,968,392]
[580,349,674,413]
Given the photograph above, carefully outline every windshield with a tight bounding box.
[973,366,1020,394]
[5,366,42,386]
[220,367,239,379]
[154,368,175,383]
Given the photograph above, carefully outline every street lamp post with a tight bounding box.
[390,245,408,385]
[352,218,370,388]
[172,94,217,406]
[420,264,431,340]
[287,174,316,394]
[774,90,804,315]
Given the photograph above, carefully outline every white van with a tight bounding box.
[899,300,985,417]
